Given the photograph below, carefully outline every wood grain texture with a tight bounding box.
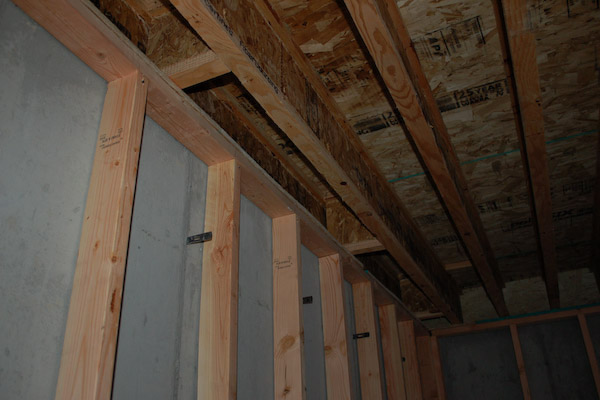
[593,109,600,290]
[198,159,241,400]
[429,336,446,400]
[578,313,600,397]
[170,0,462,323]
[273,214,305,400]
[163,50,230,88]
[497,0,559,308]
[510,324,531,400]
[54,71,147,400]
[416,336,437,400]
[342,0,507,317]
[319,254,353,400]
[398,320,423,400]
[352,281,385,400]
[379,305,407,400]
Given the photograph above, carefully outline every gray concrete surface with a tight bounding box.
[301,246,328,399]
[519,317,597,400]
[439,327,523,400]
[237,195,274,400]
[112,117,208,400]
[0,1,106,397]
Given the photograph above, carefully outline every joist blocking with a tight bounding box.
[55,70,147,400]
[273,214,305,400]
[319,254,353,399]
[352,281,385,400]
[198,159,241,400]
[170,0,462,323]
[163,50,230,89]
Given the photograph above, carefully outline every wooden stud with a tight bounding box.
[398,320,423,400]
[495,0,559,308]
[379,305,407,400]
[341,0,507,317]
[273,214,305,400]
[510,324,532,400]
[170,0,462,323]
[593,109,600,290]
[352,281,385,399]
[578,313,600,397]
[429,336,446,400]
[163,50,230,89]
[54,71,147,400]
[198,159,241,400]
[416,336,438,400]
[319,254,353,399]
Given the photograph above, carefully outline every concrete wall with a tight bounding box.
[438,328,523,400]
[519,318,597,400]
[0,1,106,398]
[301,246,328,399]
[112,117,208,400]
[237,196,274,400]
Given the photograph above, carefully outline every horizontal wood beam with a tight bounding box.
[494,0,559,309]
[170,0,462,323]
[163,50,230,89]
[55,70,147,400]
[345,239,386,255]
[12,0,427,336]
[342,0,507,317]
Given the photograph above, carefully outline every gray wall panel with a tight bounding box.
[0,1,106,397]
[439,328,523,400]
[237,196,274,400]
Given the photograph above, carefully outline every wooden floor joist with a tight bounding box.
[170,0,462,323]
[494,0,559,309]
[198,159,241,399]
[341,0,508,317]
[55,71,147,400]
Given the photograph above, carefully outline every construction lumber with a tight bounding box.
[319,254,353,399]
[12,0,427,338]
[170,0,462,323]
[379,305,408,400]
[494,0,559,308]
[342,0,507,317]
[163,50,230,89]
[510,324,531,400]
[593,109,600,290]
[429,336,446,400]
[198,159,241,399]
[55,71,147,400]
[273,214,305,400]
[398,320,424,400]
[352,281,385,399]
[416,336,438,400]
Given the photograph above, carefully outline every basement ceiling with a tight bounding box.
[94,0,600,322]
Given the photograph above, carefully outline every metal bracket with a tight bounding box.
[302,296,313,304]
[353,332,370,339]
[186,232,212,245]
